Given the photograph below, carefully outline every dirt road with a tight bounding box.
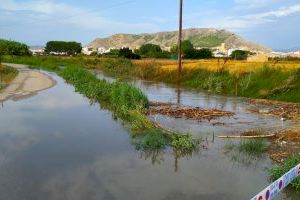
[0,63,56,102]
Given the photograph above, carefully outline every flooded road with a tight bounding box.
[0,70,298,199]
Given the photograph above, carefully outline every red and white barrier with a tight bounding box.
[251,163,300,200]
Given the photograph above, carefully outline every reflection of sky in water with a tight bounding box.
[0,72,298,200]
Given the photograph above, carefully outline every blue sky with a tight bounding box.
[0,0,300,49]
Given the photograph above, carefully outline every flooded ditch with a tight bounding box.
[0,69,299,199]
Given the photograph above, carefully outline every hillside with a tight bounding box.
[88,28,272,53]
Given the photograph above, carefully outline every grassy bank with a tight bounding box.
[0,65,18,90]
[93,59,300,103]
[3,55,300,102]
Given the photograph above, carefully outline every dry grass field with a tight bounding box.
[133,59,300,74]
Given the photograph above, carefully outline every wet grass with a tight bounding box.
[270,156,300,190]
[224,139,268,156]
[238,139,268,155]
[0,65,18,90]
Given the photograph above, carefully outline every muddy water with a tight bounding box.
[0,70,298,200]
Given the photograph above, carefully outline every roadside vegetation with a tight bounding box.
[0,65,18,90]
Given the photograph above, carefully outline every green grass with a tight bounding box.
[270,156,300,190]
[134,129,167,150]
[238,139,268,155]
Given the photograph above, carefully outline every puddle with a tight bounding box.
[0,70,298,199]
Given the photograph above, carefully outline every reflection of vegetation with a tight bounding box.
[133,131,201,169]
[270,156,300,190]
[224,140,268,166]
[238,139,268,155]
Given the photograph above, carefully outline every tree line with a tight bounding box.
[45,41,82,55]
[100,40,215,60]
[0,39,31,57]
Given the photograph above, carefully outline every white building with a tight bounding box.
[82,47,95,55]
[29,47,45,55]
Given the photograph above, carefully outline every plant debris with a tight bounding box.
[268,126,300,163]
[146,102,234,121]
[249,99,300,120]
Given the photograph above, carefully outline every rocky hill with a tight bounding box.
[88,28,271,52]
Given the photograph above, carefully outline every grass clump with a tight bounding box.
[270,156,300,190]
[134,129,167,150]
[238,139,268,155]
[171,134,200,152]
[0,65,18,89]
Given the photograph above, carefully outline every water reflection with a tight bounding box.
[0,71,297,199]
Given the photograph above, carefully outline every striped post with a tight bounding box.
[251,163,300,200]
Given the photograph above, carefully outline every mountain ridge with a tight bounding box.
[88,28,272,53]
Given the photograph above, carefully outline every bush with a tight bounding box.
[0,39,31,56]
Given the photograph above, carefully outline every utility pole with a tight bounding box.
[177,0,183,81]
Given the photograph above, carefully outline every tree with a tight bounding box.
[0,39,31,56]
[171,40,194,58]
[230,50,252,60]
[189,48,213,59]
[45,41,82,55]
[118,48,140,59]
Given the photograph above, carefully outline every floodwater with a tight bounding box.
[0,70,298,200]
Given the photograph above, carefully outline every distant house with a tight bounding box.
[29,47,45,55]
[213,51,226,58]
[82,47,94,55]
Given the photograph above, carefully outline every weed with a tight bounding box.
[171,134,200,152]
[238,139,268,155]
[134,129,167,150]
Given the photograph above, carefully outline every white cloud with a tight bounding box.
[234,0,280,9]
[215,3,300,30]
[0,0,159,35]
